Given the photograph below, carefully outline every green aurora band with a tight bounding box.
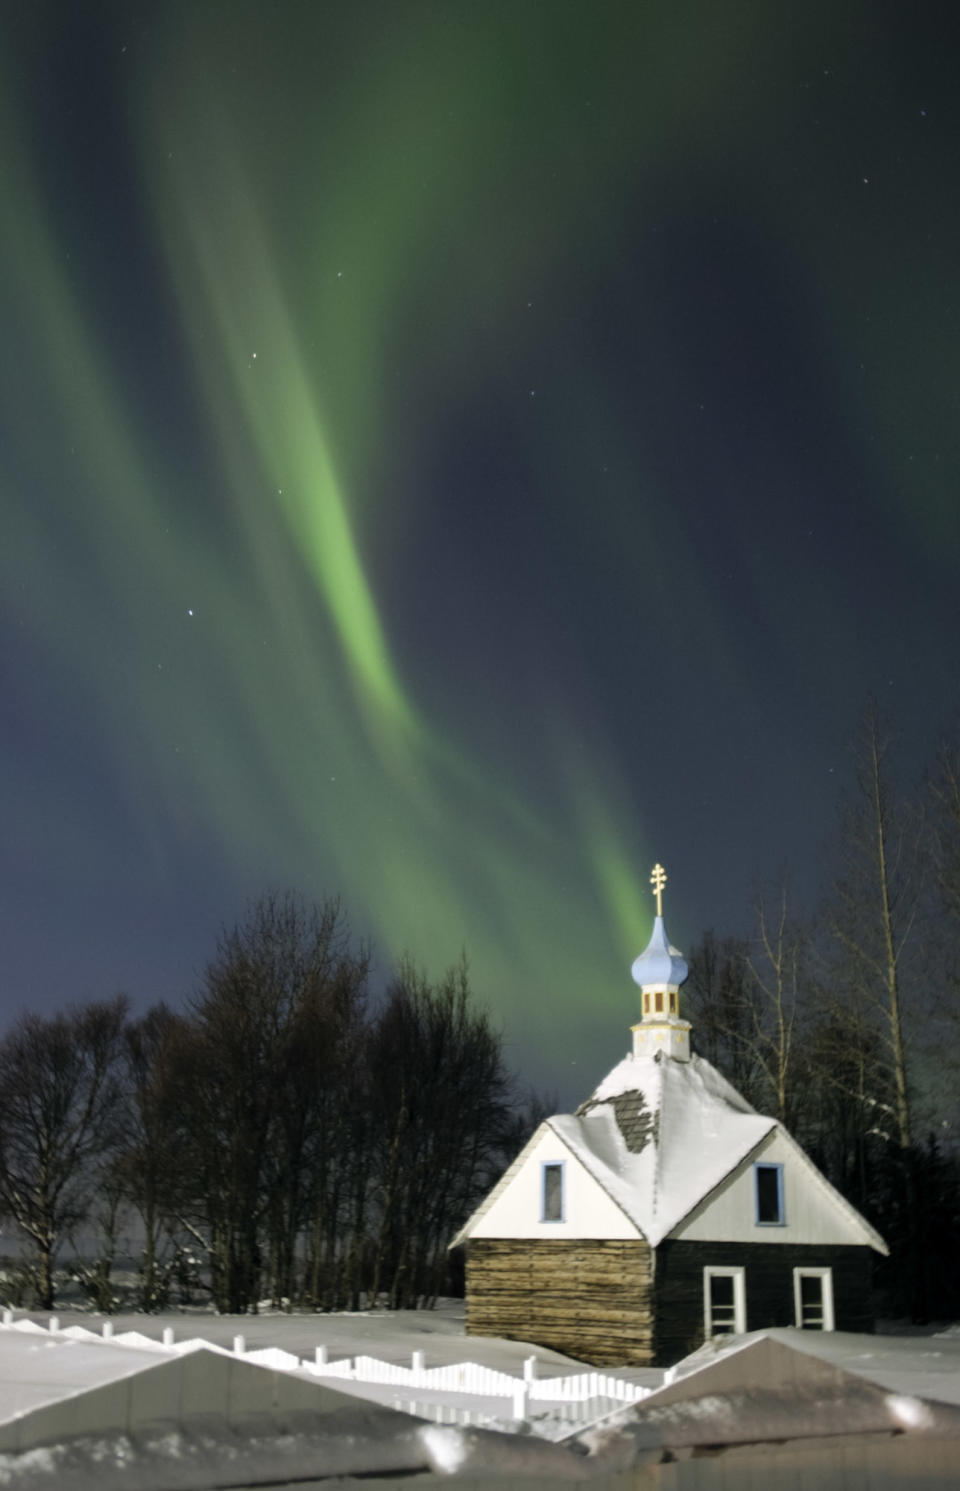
[0,8,660,1079]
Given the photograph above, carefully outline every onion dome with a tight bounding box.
[630,915,689,991]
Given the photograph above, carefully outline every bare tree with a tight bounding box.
[686,887,809,1129]
[740,880,808,1127]
[367,956,513,1309]
[0,997,128,1309]
[120,1004,185,1311]
[685,931,758,1096]
[277,944,369,1310]
[803,987,894,1212]
[176,892,367,1313]
[819,702,930,1318]
[930,737,960,1005]
[828,701,920,1152]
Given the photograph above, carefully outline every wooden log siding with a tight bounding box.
[654,1241,876,1365]
[465,1239,655,1366]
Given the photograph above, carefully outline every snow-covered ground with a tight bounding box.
[2,1305,960,1488]
[5,1297,572,1369]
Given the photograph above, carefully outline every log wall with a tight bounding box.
[654,1240,876,1365]
[465,1238,655,1366]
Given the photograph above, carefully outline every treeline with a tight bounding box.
[684,702,960,1322]
[0,895,526,1314]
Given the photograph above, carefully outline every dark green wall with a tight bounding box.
[654,1241,875,1364]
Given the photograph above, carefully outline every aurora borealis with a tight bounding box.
[2,2,959,1092]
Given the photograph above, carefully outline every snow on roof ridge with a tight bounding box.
[589,1050,651,1101]
[683,1051,760,1115]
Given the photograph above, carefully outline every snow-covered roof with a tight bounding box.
[455,1044,890,1253]
[554,1050,776,1246]
[453,1049,777,1248]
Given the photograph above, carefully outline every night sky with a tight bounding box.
[2,1,959,1098]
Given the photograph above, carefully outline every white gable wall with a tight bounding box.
[669,1128,879,1247]
[468,1127,639,1241]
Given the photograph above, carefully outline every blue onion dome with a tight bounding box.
[631,916,689,989]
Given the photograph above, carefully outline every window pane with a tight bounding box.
[711,1275,734,1307]
[708,1274,737,1333]
[756,1165,782,1223]
[800,1275,820,1306]
[800,1274,824,1327]
[543,1164,563,1221]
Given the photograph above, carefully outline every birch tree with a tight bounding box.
[686,896,808,1127]
[740,881,807,1127]
[828,701,919,1152]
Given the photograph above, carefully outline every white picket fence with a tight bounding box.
[0,1310,649,1426]
[307,1349,644,1404]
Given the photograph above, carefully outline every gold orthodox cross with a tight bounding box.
[650,863,667,916]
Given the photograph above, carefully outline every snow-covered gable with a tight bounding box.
[451,1122,638,1243]
[671,1122,889,1252]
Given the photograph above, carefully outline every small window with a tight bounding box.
[669,991,677,1013]
[655,990,664,1013]
[703,1266,746,1338]
[643,992,650,1014]
[541,1162,564,1222]
[754,1163,785,1225]
[794,1267,834,1330]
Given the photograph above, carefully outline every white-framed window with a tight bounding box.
[703,1266,746,1338]
[754,1162,785,1225]
[793,1267,835,1330]
[541,1161,565,1222]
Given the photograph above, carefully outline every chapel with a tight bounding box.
[451,865,887,1366]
